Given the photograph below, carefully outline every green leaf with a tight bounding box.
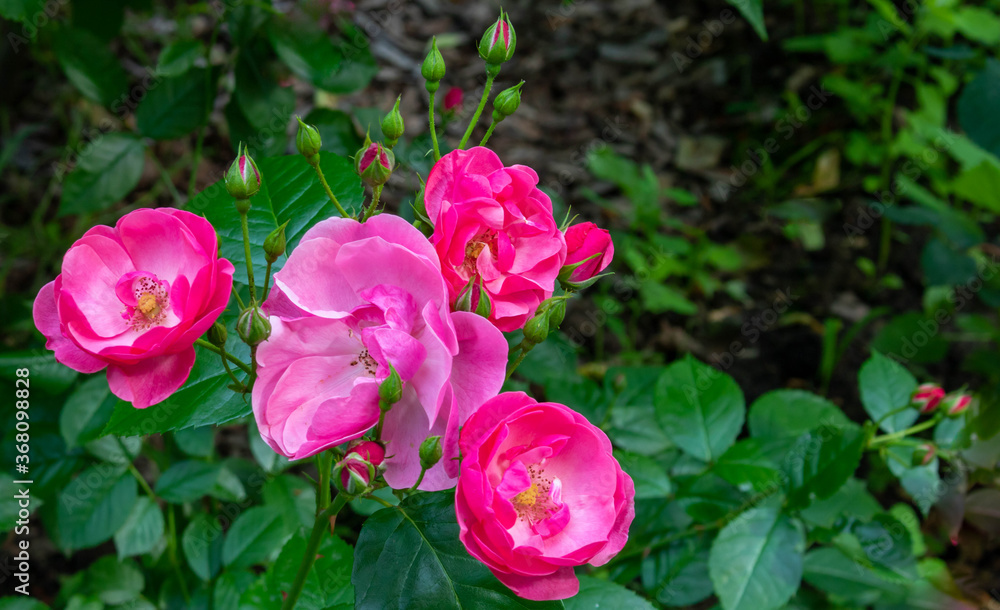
[748,390,850,438]
[951,161,1000,212]
[189,153,365,292]
[958,58,1000,157]
[72,0,124,41]
[0,351,78,394]
[707,504,805,610]
[103,342,250,436]
[606,366,674,455]
[0,0,44,21]
[858,352,919,434]
[267,17,376,93]
[802,547,905,605]
[57,463,138,550]
[59,133,145,216]
[174,426,215,458]
[871,312,949,365]
[52,25,128,106]
[726,0,767,41]
[614,450,672,499]
[352,491,563,609]
[885,445,941,516]
[182,513,225,581]
[783,424,865,510]
[851,513,918,578]
[60,376,117,448]
[258,531,355,609]
[155,460,246,504]
[655,355,745,462]
[157,39,205,77]
[263,474,315,530]
[0,598,49,610]
[799,478,881,529]
[222,505,290,568]
[114,496,165,558]
[563,575,654,609]
[136,68,214,140]
[214,570,257,610]
[84,556,144,605]
[713,438,787,493]
[249,419,289,473]
[640,535,714,607]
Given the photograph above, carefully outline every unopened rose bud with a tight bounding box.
[455,280,474,312]
[479,11,516,67]
[491,81,524,123]
[419,436,443,470]
[378,364,402,410]
[295,118,322,164]
[422,37,446,92]
[335,441,386,495]
[355,141,394,187]
[225,144,261,205]
[943,393,972,416]
[263,221,288,264]
[912,443,936,467]
[381,96,405,147]
[558,222,615,289]
[443,87,463,112]
[522,309,550,345]
[207,321,228,348]
[911,383,946,414]
[546,299,566,332]
[236,306,271,346]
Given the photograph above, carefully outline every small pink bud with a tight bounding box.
[943,393,972,416]
[913,443,936,466]
[354,141,395,187]
[443,87,463,112]
[911,383,945,413]
[336,440,386,493]
[558,222,614,288]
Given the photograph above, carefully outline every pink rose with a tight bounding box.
[32,208,235,408]
[456,392,635,600]
[424,147,566,332]
[255,214,507,489]
[562,222,614,282]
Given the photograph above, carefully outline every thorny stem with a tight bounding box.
[479,120,499,147]
[281,492,348,610]
[458,71,497,149]
[239,210,256,303]
[428,90,441,161]
[312,161,350,218]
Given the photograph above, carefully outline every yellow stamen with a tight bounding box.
[513,483,539,508]
[137,292,161,318]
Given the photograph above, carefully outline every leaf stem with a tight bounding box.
[231,286,246,310]
[360,185,383,223]
[262,260,273,303]
[868,415,941,449]
[506,344,530,381]
[167,505,192,604]
[458,71,497,149]
[238,209,256,303]
[478,120,499,147]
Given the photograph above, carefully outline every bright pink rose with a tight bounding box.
[456,392,635,600]
[424,147,566,332]
[255,214,507,489]
[32,208,235,408]
[563,222,614,282]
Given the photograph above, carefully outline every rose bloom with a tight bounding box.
[424,147,566,332]
[563,222,614,282]
[32,208,234,408]
[255,214,507,489]
[456,392,635,600]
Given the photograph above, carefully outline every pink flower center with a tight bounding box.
[462,231,498,276]
[117,272,170,332]
[350,347,378,377]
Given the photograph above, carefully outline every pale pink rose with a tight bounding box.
[456,392,635,600]
[255,214,507,489]
[424,147,566,332]
[32,208,235,408]
[563,222,614,282]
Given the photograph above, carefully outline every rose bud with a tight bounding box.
[422,36,446,92]
[380,95,405,147]
[478,11,516,66]
[943,393,973,416]
[443,87,463,112]
[355,141,394,187]
[378,363,402,410]
[491,81,524,123]
[295,118,322,165]
[207,321,228,348]
[225,144,261,205]
[912,443,936,467]
[456,392,634,600]
[911,383,946,413]
[557,222,614,288]
[419,435,443,470]
[236,305,271,346]
[263,221,288,264]
[336,440,386,495]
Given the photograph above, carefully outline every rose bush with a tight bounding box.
[424,146,566,332]
[32,208,234,408]
[254,214,507,489]
[455,392,635,600]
